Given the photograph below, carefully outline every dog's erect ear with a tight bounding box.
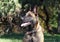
[33,5,38,16]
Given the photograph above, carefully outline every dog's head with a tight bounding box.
[20,11,37,31]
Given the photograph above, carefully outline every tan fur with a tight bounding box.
[34,21,44,42]
[26,11,44,42]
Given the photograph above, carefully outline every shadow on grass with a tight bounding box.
[0,33,24,39]
[52,27,58,34]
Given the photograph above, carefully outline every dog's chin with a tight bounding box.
[21,22,31,27]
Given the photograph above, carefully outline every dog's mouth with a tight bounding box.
[21,22,31,27]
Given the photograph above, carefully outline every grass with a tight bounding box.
[0,33,24,39]
[0,33,24,42]
[0,33,60,42]
[0,39,22,42]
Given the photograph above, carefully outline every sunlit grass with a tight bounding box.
[0,33,23,42]
[0,39,22,42]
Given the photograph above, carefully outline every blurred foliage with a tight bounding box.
[0,0,60,33]
[0,0,21,16]
[43,0,59,29]
[38,0,59,33]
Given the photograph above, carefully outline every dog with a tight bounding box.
[20,10,44,42]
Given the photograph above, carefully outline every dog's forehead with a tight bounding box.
[20,11,37,22]
[24,16,33,21]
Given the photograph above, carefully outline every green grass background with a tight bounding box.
[0,33,60,42]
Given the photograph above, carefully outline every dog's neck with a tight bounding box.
[34,21,41,32]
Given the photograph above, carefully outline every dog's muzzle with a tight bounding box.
[21,22,31,27]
